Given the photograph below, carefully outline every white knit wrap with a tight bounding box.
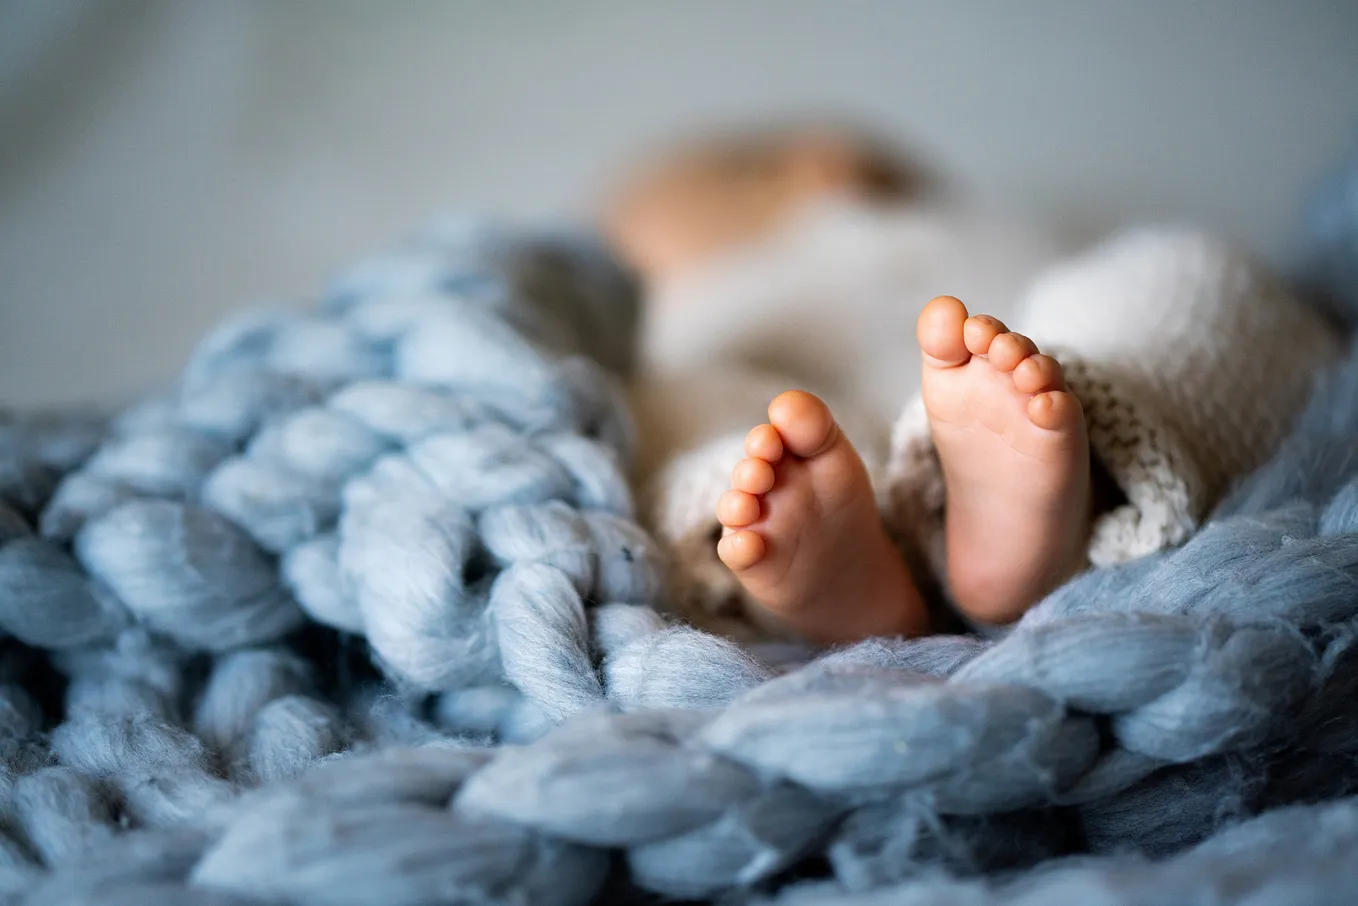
[640,225,1343,635]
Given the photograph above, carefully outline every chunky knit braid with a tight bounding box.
[0,215,1356,904]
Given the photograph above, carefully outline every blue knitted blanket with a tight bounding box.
[1,166,1358,904]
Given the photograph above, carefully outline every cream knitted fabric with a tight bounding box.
[883,227,1344,601]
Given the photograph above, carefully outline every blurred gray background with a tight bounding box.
[3,0,1357,408]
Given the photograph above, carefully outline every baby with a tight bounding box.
[605,123,1342,643]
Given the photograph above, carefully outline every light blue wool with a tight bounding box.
[0,168,1356,904]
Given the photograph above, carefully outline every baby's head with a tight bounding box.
[602,122,923,285]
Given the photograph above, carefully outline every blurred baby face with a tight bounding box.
[603,127,918,288]
[604,143,795,285]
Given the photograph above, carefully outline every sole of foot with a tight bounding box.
[715,390,927,643]
[917,294,1092,624]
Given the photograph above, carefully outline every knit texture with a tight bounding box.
[0,207,1356,904]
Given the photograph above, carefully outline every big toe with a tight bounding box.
[767,391,838,458]
[917,295,971,366]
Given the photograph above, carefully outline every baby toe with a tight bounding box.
[917,295,972,366]
[1013,353,1065,395]
[717,489,761,527]
[732,457,776,494]
[987,332,1039,372]
[768,390,838,458]
[1026,390,1083,431]
[963,314,1008,357]
[717,529,766,571]
[745,424,784,462]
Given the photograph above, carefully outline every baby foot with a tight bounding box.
[715,391,927,643]
[918,295,1091,623]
